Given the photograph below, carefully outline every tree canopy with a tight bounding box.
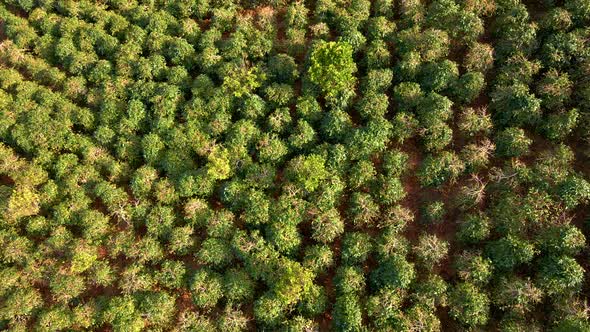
[0,0,589,331]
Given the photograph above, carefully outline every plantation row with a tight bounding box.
[0,0,589,331]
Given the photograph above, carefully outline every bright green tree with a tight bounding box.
[309,41,357,105]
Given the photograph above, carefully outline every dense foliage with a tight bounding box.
[0,0,589,330]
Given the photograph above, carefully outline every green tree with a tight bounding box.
[282,316,318,331]
[495,54,541,86]
[448,282,490,328]
[458,107,493,137]
[419,59,459,92]
[366,287,405,330]
[266,222,302,256]
[405,304,442,331]
[537,225,586,256]
[303,244,334,274]
[565,0,590,24]
[155,260,186,289]
[375,174,406,205]
[485,235,537,271]
[256,133,288,164]
[297,283,328,317]
[267,54,299,84]
[348,160,376,190]
[416,92,453,127]
[452,71,485,104]
[375,225,411,259]
[102,296,145,332]
[457,212,491,244]
[426,0,484,43]
[390,112,419,144]
[492,3,538,58]
[341,232,373,265]
[420,122,453,152]
[421,201,445,225]
[142,133,165,165]
[222,64,265,98]
[320,109,353,141]
[335,265,366,295]
[167,225,194,255]
[495,127,532,157]
[536,255,585,296]
[207,146,232,180]
[382,150,409,177]
[418,151,465,187]
[130,166,158,199]
[348,192,380,227]
[557,175,590,210]
[366,16,396,41]
[224,268,255,304]
[175,311,216,331]
[394,51,422,81]
[455,251,493,285]
[464,43,494,73]
[541,7,573,31]
[0,287,42,322]
[311,208,344,243]
[217,306,249,332]
[370,255,415,291]
[252,290,287,326]
[543,108,579,142]
[36,306,73,331]
[355,92,389,120]
[333,293,363,332]
[118,263,155,294]
[264,85,295,108]
[364,40,391,69]
[286,154,329,193]
[198,237,234,268]
[361,68,393,94]
[490,83,541,127]
[412,274,448,308]
[309,41,357,106]
[70,242,98,274]
[189,269,224,308]
[493,277,542,315]
[536,70,572,111]
[137,292,177,328]
[288,119,316,151]
[50,273,86,304]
